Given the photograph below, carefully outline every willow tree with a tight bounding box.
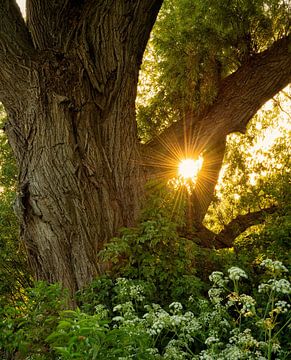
[0,0,290,294]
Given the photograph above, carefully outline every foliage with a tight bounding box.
[76,276,115,315]
[99,185,204,305]
[47,261,291,360]
[0,105,31,306]
[1,260,290,359]
[205,89,291,234]
[0,282,66,360]
[233,206,291,270]
[137,0,290,141]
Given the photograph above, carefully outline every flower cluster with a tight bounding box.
[258,278,291,295]
[239,294,256,317]
[143,303,201,340]
[208,287,224,304]
[209,271,226,286]
[115,278,146,302]
[260,259,288,275]
[274,300,290,314]
[169,302,183,314]
[228,267,248,282]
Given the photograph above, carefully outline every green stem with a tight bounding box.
[267,327,272,360]
[273,316,291,339]
[263,290,274,321]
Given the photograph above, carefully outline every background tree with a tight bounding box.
[0,0,290,294]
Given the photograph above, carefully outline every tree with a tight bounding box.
[0,0,290,294]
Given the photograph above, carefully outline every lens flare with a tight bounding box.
[178,157,203,180]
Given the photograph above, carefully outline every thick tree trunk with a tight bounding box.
[1,0,163,293]
[6,59,144,294]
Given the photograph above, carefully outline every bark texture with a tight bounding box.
[0,1,290,292]
[1,0,163,294]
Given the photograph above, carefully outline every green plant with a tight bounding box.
[200,260,291,360]
[1,260,290,359]
[49,261,290,359]
[0,107,31,306]
[100,211,204,304]
[0,282,66,359]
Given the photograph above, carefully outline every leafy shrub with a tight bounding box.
[76,276,115,314]
[47,260,291,359]
[99,213,204,305]
[0,282,66,360]
[98,182,204,305]
[234,207,291,269]
[1,260,290,359]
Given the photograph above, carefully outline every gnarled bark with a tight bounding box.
[1,0,163,294]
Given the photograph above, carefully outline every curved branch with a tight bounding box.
[217,205,278,246]
[0,0,35,106]
[185,205,279,249]
[144,35,291,158]
[142,35,290,226]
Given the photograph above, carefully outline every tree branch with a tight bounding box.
[0,0,35,106]
[144,35,291,158]
[142,35,290,226]
[216,205,279,246]
[190,139,226,224]
[181,205,279,249]
[26,0,82,50]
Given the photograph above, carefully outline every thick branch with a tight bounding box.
[145,35,291,158]
[0,0,35,106]
[26,0,81,50]
[190,139,226,224]
[188,205,279,249]
[143,36,290,227]
[217,205,278,246]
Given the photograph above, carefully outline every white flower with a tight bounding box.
[258,283,270,293]
[268,279,291,294]
[272,342,281,353]
[164,343,186,360]
[205,336,220,345]
[170,315,182,326]
[274,300,290,314]
[239,294,256,316]
[113,304,122,312]
[145,348,159,356]
[112,316,124,322]
[209,271,226,286]
[169,302,183,313]
[228,267,248,281]
[208,287,224,304]
[260,259,288,274]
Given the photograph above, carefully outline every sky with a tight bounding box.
[16,0,26,15]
